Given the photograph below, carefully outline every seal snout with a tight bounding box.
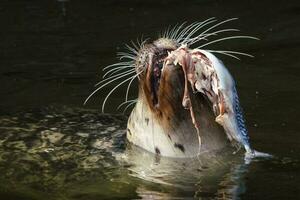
[139,38,178,108]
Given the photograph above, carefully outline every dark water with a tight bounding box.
[0,0,300,199]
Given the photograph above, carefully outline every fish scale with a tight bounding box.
[232,87,250,149]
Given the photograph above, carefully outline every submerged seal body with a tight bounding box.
[85,18,261,158]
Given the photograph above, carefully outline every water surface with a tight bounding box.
[0,0,300,199]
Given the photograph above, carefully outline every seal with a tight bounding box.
[85,18,265,158]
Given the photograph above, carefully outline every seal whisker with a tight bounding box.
[176,18,217,43]
[137,36,149,49]
[209,51,241,60]
[125,39,146,57]
[104,67,134,79]
[206,50,254,59]
[103,65,134,78]
[117,99,137,110]
[165,23,176,39]
[84,70,135,105]
[188,28,240,46]
[118,54,136,61]
[125,43,138,55]
[168,22,185,39]
[125,72,138,102]
[175,22,199,43]
[103,61,134,71]
[176,22,202,43]
[95,69,135,86]
[161,24,169,38]
[181,18,220,44]
[181,22,209,44]
[135,36,147,51]
[122,100,137,114]
[101,72,142,113]
[117,51,136,57]
[195,18,238,39]
[117,50,137,61]
[196,35,259,49]
[126,45,138,55]
[170,22,186,40]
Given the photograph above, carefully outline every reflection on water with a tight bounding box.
[0,107,297,199]
[125,145,249,199]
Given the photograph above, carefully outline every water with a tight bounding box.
[0,0,300,199]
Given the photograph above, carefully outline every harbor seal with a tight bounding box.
[85,18,264,158]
